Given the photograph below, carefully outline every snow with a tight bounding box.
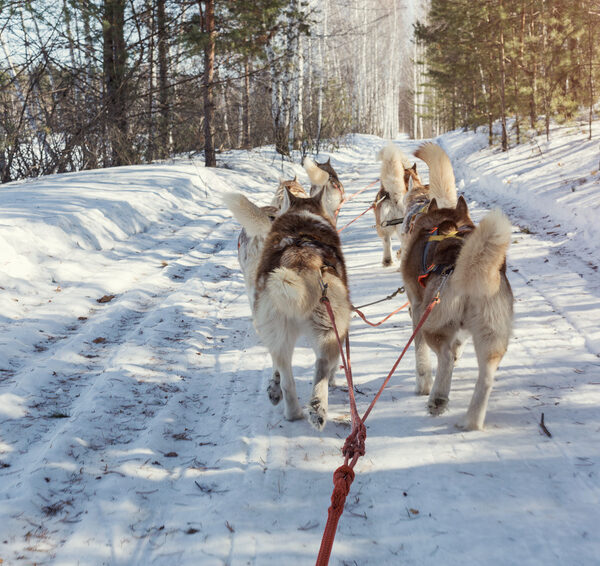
[0,126,599,565]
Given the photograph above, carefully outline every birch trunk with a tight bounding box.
[200,0,216,166]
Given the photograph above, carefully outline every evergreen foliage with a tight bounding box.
[415,0,600,146]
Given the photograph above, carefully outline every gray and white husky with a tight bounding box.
[223,187,351,430]
[231,179,308,311]
[303,156,345,222]
[401,142,514,430]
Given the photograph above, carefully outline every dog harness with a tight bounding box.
[402,197,431,234]
[418,225,473,287]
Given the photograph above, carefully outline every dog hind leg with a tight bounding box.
[308,335,339,431]
[272,351,303,421]
[457,333,506,431]
[427,335,455,415]
[382,233,393,266]
[261,319,303,421]
[412,305,433,395]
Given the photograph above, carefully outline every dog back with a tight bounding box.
[256,192,348,319]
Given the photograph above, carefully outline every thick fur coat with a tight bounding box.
[224,188,351,430]
[303,157,345,222]
[224,179,308,310]
[373,143,416,266]
[401,143,514,430]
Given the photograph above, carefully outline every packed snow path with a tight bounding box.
[0,133,599,565]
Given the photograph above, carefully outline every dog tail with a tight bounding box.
[452,209,512,297]
[414,142,457,208]
[264,267,322,318]
[304,157,329,187]
[377,142,407,197]
[222,192,272,238]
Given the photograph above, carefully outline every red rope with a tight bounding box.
[315,293,440,566]
[333,178,379,220]
[352,301,410,327]
[337,203,375,234]
[343,178,380,204]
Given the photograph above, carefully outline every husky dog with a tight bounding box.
[229,179,308,310]
[303,157,345,221]
[373,143,415,266]
[224,188,351,430]
[271,177,308,208]
[400,142,513,430]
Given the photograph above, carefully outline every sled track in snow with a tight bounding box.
[1,139,599,565]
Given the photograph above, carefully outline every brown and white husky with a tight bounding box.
[400,142,514,430]
[373,143,417,266]
[303,156,345,222]
[223,188,351,430]
[229,179,308,310]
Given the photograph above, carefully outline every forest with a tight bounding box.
[0,0,598,182]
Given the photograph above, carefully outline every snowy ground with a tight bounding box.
[0,126,599,565]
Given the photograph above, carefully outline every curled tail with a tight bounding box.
[377,142,408,198]
[452,209,512,297]
[303,157,329,187]
[222,192,272,238]
[264,267,322,318]
[414,142,457,208]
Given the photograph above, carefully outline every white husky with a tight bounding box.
[373,143,414,266]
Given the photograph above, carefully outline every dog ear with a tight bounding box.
[428,199,438,212]
[326,157,331,165]
[293,175,297,182]
[281,186,296,213]
[455,195,468,215]
[411,162,417,172]
[312,186,326,207]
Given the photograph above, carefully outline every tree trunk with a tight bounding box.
[242,57,251,148]
[157,0,170,159]
[498,0,508,151]
[413,39,418,139]
[528,3,537,129]
[588,0,594,140]
[147,1,155,162]
[201,0,216,167]
[103,0,129,166]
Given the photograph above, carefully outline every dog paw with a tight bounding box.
[308,398,327,431]
[455,417,483,431]
[284,405,304,421]
[428,396,448,416]
[415,383,431,396]
[415,376,432,396]
[267,380,282,405]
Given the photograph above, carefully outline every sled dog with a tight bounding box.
[271,177,308,208]
[224,187,351,430]
[303,156,345,221]
[227,179,308,310]
[372,143,416,266]
[400,142,513,430]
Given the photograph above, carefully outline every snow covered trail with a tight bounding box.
[1,132,599,565]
